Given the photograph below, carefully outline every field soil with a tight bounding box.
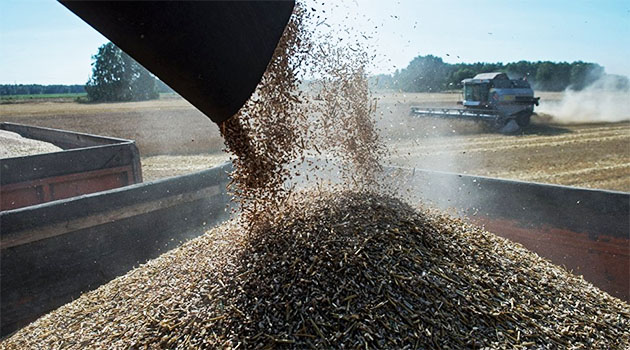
[375,92,630,192]
[141,154,229,182]
[1,93,628,191]
[0,98,224,156]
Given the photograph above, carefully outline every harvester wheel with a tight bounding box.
[496,118,521,134]
[516,112,531,127]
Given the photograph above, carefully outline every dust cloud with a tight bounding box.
[538,76,630,124]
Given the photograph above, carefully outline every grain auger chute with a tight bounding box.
[410,72,540,133]
[59,0,295,125]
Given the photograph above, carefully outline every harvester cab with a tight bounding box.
[411,72,540,133]
[463,73,540,125]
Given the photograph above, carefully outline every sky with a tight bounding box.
[1,0,629,85]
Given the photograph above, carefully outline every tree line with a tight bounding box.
[0,84,85,96]
[0,80,173,97]
[6,49,626,99]
[371,55,629,92]
[2,42,174,100]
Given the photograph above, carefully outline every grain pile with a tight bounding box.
[0,130,62,158]
[2,190,629,349]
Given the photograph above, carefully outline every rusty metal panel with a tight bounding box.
[1,166,133,210]
[391,167,629,301]
[0,123,142,210]
[1,185,45,210]
[475,218,629,301]
[0,163,232,336]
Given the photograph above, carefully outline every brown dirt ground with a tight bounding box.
[0,98,224,156]
[374,92,630,192]
[141,154,229,182]
[1,93,628,191]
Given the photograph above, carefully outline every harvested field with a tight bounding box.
[2,190,628,349]
[0,98,224,156]
[385,122,630,191]
[374,92,630,192]
[141,154,229,182]
[1,93,628,191]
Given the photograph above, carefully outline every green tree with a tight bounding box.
[534,62,555,90]
[447,66,475,88]
[371,55,612,93]
[394,55,449,92]
[506,61,537,80]
[85,42,159,102]
[569,62,604,90]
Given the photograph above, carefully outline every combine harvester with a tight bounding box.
[410,72,540,133]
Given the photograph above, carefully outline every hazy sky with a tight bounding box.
[1,0,628,85]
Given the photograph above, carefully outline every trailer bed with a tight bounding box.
[0,123,142,210]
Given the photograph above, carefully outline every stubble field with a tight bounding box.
[375,91,630,192]
[1,92,628,191]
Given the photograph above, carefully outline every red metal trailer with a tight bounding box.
[1,122,142,210]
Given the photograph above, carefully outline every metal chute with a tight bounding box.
[59,1,295,124]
